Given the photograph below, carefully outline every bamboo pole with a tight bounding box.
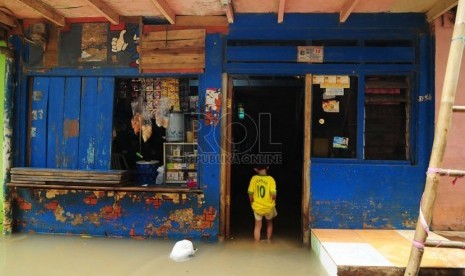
[404,1,465,275]
[452,105,465,112]
[425,240,465,248]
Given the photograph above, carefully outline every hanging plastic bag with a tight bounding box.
[130,93,145,134]
[141,108,153,142]
[131,112,142,135]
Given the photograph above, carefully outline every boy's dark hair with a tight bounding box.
[254,164,268,170]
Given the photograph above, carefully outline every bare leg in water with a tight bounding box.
[266,219,273,243]
[254,219,262,242]
[254,219,273,243]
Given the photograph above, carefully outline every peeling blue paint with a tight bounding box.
[85,139,96,168]
[11,188,215,240]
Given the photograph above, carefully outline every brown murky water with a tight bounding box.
[0,233,329,276]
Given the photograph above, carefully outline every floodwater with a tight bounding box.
[0,233,329,276]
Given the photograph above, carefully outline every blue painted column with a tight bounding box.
[198,33,224,239]
[417,33,435,165]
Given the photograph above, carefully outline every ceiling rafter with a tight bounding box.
[427,0,458,22]
[150,0,176,24]
[17,0,65,26]
[340,0,361,23]
[83,0,120,25]
[0,12,16,28]
[278,0,286,23]
[221,0,234,23]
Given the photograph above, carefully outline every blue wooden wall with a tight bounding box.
[225,13,434,229]
[29,77,114,169]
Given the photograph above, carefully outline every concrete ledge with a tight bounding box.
[311,229,465,276]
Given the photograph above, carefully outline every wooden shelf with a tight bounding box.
[164,142,198,187]
[7,182,202,193]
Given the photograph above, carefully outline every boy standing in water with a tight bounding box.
[247,164,277,243]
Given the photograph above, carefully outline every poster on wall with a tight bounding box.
[80,23,108,62]
[205,88,222,126]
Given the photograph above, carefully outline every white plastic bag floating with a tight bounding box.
[169,239,197,262]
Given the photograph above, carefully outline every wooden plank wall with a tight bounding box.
[46,77,65,168]
[29,76,114,170]
[30,77,50,167]
[63,77,81,168]
[140,29,206,72]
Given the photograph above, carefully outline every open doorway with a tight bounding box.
[229,76,305,241]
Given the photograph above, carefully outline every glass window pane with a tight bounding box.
[311,76,358,158]
[364,75,409,160]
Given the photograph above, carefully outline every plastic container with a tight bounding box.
[166,111,184,142]
[135,160,160,185]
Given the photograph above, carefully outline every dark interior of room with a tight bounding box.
[229,77,304,241]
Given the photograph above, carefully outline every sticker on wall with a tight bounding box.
[80,23,108,62]
[322,100,339,113]
[313,75,350,89]
[297,46,323,63]
[333,136,349,149]
[324,88,345,96]
[205,88,222,126]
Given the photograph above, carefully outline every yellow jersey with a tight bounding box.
[247,175,277,215]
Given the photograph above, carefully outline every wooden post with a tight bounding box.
[1,44,14,234]
[404,1,465,274]
[219,73,228,240]
[302,74,312,245]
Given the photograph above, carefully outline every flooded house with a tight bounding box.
[0,2,465,273]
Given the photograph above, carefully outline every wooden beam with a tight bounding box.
[340,0,361,23]
[144,16,229,34]
[176,15,229,27]
[0,11,16,28]
[17,0,65,27]
[176,16,229,27]
[427,0,458,22]
[149,0,176,24]
[83,0,120,25]
[44,24,59,68]
[221,0,234,23]
[278,0,286,23]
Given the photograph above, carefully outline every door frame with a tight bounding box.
[219,73,312,245]
[302,74,312,245]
